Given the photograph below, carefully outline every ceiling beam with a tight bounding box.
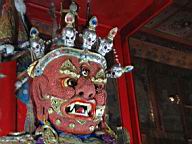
[129,38,192,69]
[140,27,192,47]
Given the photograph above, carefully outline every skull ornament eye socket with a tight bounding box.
[66,36,69,40]
[71,36,74,40]
[35,44,40,49]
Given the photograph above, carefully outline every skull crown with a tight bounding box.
[28,11,133,78]
[61,13,117,56]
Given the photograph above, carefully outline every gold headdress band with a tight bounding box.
[28,47,107,77]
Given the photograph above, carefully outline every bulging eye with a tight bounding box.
[81,68,89,77]
[62,78,77,87]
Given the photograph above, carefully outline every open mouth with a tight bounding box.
[65,101,94,118]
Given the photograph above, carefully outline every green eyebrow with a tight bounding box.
[91,69,107,84]
[60,59,80,79]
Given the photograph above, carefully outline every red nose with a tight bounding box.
[75,77,96,99]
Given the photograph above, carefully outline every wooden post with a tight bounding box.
[115,34,142,144]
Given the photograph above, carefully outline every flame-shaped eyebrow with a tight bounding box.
[60,59,77,72]
[95,69,105,79]
[91,69,107,84]
[60,59,80,78]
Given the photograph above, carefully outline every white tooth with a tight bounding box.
[70,104,74,111]
[72,108,76,114]
[85,110,88,116]
[82,108,85,114]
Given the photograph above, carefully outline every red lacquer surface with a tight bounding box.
[0,61,17,136]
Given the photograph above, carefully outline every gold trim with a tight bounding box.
[91,77,107,85]
[68,123,75,129]
[27,61,39,78]
[31,47,107,77]
[60,69,80,79]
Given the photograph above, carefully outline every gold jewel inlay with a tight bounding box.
[55,119,61,126]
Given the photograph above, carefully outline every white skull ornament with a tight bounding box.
[82,16,98,50]
[62,27,76,47]
[30,39,45,59]
[97,27,118,56]
[107,65,134,78]
[62,12,76,47]
[111,65,124,78]
[30,27,45,60]
[98,39,113,56]
[82,29,97,50]
[0,44,15,56]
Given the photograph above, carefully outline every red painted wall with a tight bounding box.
[0,61,17,136]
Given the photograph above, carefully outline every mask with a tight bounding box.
[30,48,107,135]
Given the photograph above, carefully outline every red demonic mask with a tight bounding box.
[29,47,108,135]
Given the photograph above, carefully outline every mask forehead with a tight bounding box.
[43,56,103,78]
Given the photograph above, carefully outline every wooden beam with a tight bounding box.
[184,105,192,109]
[129,38,192,70]
[140,27,192,47]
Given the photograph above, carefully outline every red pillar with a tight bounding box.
[115,34,141,144]
[0,61,17,136]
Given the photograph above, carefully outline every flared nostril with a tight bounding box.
[88,94,94,98]
[75,77,96,99]
[79,92,84,96]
